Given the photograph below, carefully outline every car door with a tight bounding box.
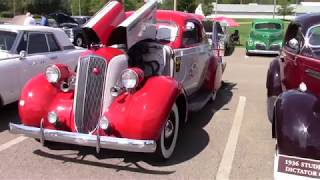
[17,32,50,89]
[281,23,304,90]
[211,22,224,91]
[173,20,209,95]
[0,30,21,105]
[298,25,320,95]
[46,33,65,64]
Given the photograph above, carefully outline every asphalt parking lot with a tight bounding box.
[0,48,276,180]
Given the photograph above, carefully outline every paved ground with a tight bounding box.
[0,48,276,180]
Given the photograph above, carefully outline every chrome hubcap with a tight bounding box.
[164,120,174,138]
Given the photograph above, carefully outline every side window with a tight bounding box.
[28,33,49,54]
[284,24,303,53]
[47,33,61,52]
[17,32,27,53]
[182,21,201,46]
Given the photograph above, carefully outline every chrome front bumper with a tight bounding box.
[9,123,156,153]
[248,49,280,55]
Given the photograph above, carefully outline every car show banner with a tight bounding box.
[277,154,320,179]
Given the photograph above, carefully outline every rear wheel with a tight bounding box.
[155,103,179,160]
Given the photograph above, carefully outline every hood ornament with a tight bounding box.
[92,67,100,75]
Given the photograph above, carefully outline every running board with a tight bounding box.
[188,89,213,111]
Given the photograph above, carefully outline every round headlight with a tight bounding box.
[48,111,58,124]
[121,69,139,89]
[99,117,109,130]
[45,65,61,83]
[248,39,253,46]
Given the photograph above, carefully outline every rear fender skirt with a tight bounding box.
[266,58,282,97]
[275,90,320,159]
[105,76,182,140]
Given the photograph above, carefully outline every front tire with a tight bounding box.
[155,103,179,160]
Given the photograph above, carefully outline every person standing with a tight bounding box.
[40,15,48,26]
[24,12,36,25]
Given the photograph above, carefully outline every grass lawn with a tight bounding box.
[228,19,290,47]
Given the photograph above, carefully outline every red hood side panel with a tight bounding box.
[84,1,126,45]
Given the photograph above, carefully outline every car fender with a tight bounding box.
[19,74,59,127]
[105,76,183,140]
[203,55,219,92]
[266,58,282,97]
[275,90,320,159]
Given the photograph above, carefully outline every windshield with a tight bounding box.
[255,23,281,30]
[0,31,17,51]
[156,21,178,42]
[307,25,320,47]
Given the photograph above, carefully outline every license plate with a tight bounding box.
[276,154,320,179]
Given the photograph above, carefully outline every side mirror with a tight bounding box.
[288,38,299,51]
[19,50,27,59]
[186,22,195,31]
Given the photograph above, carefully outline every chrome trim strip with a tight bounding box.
[305,68,320,80]
[248,50,280,55]
[9,123,157,153]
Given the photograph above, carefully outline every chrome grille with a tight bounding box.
[74,56,107,133]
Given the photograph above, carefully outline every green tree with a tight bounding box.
[178,0,197,12]
[159,0,174,10]
[201,0,213,16]
[124,0,144,11]
[277,0,294,19]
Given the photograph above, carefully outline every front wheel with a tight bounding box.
[155,103,179,160]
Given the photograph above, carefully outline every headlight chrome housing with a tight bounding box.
[121,69,143,90]
[45,65,61,84]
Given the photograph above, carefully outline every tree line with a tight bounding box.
[0,0,302,18]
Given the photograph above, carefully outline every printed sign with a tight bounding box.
[278,155,320,179]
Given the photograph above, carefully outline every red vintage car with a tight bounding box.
[267,13,320,179]
[10,0,233,160]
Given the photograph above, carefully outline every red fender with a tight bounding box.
[45,93,74,131]
[19,74,59,127]
[105,76,182,140]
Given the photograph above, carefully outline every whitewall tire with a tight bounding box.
[156,103,179,160]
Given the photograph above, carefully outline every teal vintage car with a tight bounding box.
[246,19,284,55]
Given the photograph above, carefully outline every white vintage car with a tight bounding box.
[0,24,85,106]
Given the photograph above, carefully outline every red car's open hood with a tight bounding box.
[83,0,157,48]
[83,1,126,45]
